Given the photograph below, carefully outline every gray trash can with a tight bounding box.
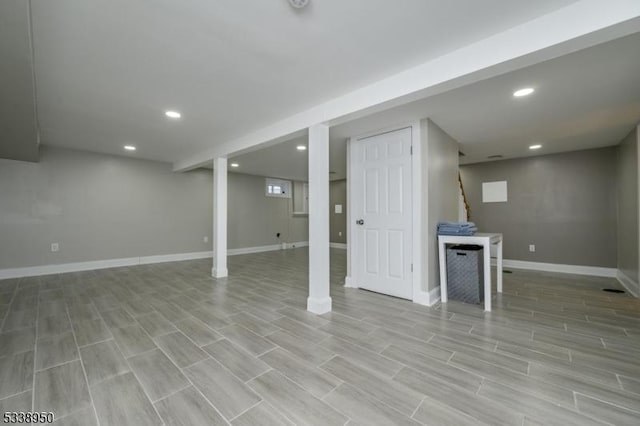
[446,244,484,304]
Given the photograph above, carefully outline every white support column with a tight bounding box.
[307,124,332,314]
[212,157,228,278]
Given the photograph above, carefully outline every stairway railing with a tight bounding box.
[458,172,471,221]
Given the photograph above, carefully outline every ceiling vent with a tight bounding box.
[288,0,310,8]
[487,155,504,159]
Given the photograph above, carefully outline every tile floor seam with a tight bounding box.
[0,390,32,404]
[574,389,640,415]
[226,398,263,422]
[180,356,252,425]
[34,355,81,373]
[64,301,101,426]
[149,383,192,405]
[321,382,408,426]
[30,285,40,413]
[0,286,16,331]
[410,395,426,418]
[182,352,258,397]
[177,354,213,371]
[614,373,624,390]
[107,324,167,426]
[254,346,278,358]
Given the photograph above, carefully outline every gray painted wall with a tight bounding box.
[227,173,308,249]
[289,179,346,244]
[0,0,39,162]
[460,147,618,267]
[330,180,347,244]
[616,126,639,288]
[424,119,459,291]
[0,146,213,269]
[0,146,316,270]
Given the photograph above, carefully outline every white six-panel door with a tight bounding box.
[351,127,413,299]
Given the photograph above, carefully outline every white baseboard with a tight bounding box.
[228,244,282,256]
[138,251,212,265]
[211,267,229,278]
[0,251,214,280]
[617,270,639,297]
[413,286,441,306]
[307,296,332,314]
[283,241,309,249]
[346,277,440,306]
[0,241,315,280]
[228,241,309,255]
[491,259,617,278]
[330,242,347,250]
[344,276,358,288]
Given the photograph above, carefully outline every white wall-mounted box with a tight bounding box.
[482,181,508,203]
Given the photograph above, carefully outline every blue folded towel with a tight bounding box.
[437,221,477,236]
[438,221,476,229]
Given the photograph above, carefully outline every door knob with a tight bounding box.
[356,219,364,225]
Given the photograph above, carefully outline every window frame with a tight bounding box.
[265,178,292,198]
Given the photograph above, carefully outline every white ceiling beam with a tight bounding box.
[174,0,640,172]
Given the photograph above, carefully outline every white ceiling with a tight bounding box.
[227,135,347,182]
[227,31,640,180]
[334,31,640,165]
[29,0,579,163]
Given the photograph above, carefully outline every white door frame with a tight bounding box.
[345,121,431,305]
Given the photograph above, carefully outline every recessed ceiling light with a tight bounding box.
[529,144,542,150]
[124,145,136,151]
[289,0,310,8]
[165,110,181,119]
[230,163,239,168]
[296,145,307,151]
[513,88,535,97]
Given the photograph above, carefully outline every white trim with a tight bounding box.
[265,178,292,198]
[228,244,282,256]
[0,241,316,280]
[410,121,424,305]
[284,241,309,249]
[344,276,357,288]
[307,296,332,315]
[213,157,228,278]
[0,251,213,279]
[212,267,228,278]
[349,122,422,303]
[491,259,617,278]
[346,137,353,292]
[139,252,211,265]
[617,270,639,297]
[412,286,441,307]
[330,242,347,250]
[228,241,309,255]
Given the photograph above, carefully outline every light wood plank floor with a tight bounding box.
[1,248,639,425]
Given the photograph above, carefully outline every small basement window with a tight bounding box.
[265,178,291,198]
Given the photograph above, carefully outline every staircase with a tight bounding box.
[458,172,471,222]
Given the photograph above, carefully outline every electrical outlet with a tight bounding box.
[529,244,536,253]
[203,236,208,243]
[51,243,59,252]
[338,231,342,237]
